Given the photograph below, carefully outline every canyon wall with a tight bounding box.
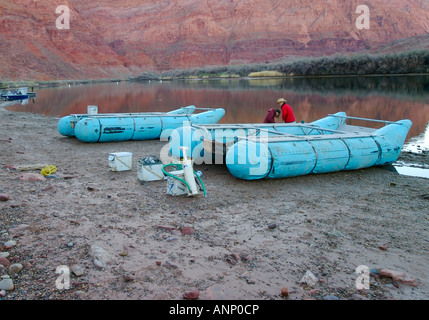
[1,0,429,80]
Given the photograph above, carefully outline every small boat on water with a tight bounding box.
[1,87,36,101]
[169,112,412,180]
[58,105,226,143]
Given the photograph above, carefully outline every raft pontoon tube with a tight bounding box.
[58,106,225,143]
[58,105,197,137]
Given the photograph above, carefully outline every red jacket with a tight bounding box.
[281,103,296,123]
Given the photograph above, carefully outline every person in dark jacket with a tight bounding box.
[263,108,281,123]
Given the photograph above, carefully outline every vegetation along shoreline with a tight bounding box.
[1,49,428,90]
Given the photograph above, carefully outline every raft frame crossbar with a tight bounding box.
[69,113,193,118]
[328,114,403,125]
[239,131,375,143]
[192,123,349,139]
[192,123,344,133]
[67,107,215,118]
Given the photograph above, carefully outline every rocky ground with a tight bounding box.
[0,101,428,301]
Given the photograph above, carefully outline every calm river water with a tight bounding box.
[7,75,429,150]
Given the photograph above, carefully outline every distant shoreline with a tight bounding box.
[1,72,429,91]
[132,49,429,82]
[0,78,128,90]
[1,48,429,89]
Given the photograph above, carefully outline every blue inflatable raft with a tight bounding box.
[58,105,197,138]
[57,106,225,143]
[169,112,348,162]
[168,113,412,180]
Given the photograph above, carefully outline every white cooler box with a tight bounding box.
[108,152,133,171]
[137,157,165,182]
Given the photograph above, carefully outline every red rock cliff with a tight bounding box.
[1,0,429,80]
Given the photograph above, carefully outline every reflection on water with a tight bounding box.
[3,98,33,105]
[392,165,429,179]
[383,163,429,179]
[7,75,429,142]
[396,166,429,178]
[402,121,429,153]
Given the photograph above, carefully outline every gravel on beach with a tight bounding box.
[0,102,428,300]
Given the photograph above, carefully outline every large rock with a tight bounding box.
[19,173,46,182]
[0,256,10,268]
[0,194,11,201]
[200,284,240,300]
[70,264,85,277]
[379,269,418,286]
[300,270,318,286]
[0,278,14,291]
[90,245,114,269]
[183,290,199,300]
[9,224,30,237]
[9,263,23,275]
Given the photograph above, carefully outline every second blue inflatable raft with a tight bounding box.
[225,116,412,180]
[58,106,225,143]
[167,112,412,180]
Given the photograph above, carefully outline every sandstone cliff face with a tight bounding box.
[1,0,429,80]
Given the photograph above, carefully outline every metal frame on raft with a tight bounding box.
[169,112,349,157]
[67,105,198,117]
[327,114,406,125]
[59,105,198,135]
[192,115,408,149]
[193,123,344,154]
[67,107,218,119]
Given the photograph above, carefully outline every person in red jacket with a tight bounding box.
[276,98,296,123]
[263,108,281,123]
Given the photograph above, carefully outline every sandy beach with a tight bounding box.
[0,101,428,300]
